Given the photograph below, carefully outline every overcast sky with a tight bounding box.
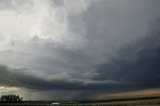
[0,0,160,100]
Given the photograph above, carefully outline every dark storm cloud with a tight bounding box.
[0,0,160,100]
[95,18,160,89]
[0,64,126,91]
[63,0,160,91]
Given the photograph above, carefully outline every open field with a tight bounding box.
[0,97,160,106]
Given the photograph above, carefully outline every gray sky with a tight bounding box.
[0,0,160,100]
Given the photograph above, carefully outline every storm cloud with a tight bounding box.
[0,0,160,100]
[0,64,127,91]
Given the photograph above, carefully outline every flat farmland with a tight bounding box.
[0,98,159,106]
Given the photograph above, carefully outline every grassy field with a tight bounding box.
[0,97,160,106]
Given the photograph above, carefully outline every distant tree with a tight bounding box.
[0,95,23,103]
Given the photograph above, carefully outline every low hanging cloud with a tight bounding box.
[0,64,127,91]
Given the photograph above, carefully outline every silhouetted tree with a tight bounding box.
[0,95,23,103]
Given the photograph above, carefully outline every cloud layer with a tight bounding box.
[0,0,160,100]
